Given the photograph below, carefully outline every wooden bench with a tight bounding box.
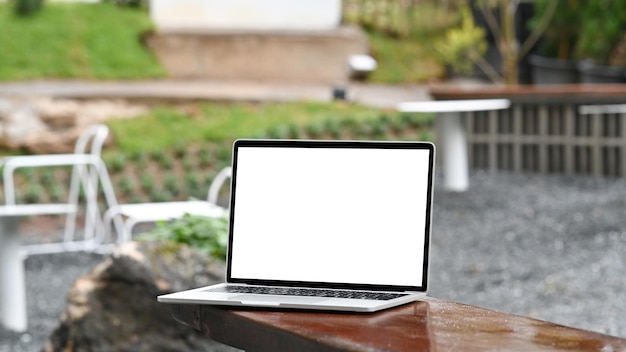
[170,298,626,351]
[430,84,626,177]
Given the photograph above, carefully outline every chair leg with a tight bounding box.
[63,165,83,243]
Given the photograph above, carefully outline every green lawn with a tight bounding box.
[106,101,431,154]
[0,2,165,80]
[0,2,450,83]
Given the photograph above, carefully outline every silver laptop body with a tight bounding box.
[158,139,435,312]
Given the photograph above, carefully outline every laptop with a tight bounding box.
[158,139,435,313]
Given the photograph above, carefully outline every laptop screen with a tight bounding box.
[227,140,434,292]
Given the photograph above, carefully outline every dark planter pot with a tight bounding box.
[528,55,579,84]
[577,60,626,84]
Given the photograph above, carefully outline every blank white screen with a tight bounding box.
[230,146,431,287]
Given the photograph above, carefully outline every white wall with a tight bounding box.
[150,0,342,32]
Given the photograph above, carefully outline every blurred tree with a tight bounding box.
[438,0,557,85]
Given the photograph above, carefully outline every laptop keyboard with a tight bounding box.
[215,285,409,301]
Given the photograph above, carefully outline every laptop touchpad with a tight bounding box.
[229,294,325,304]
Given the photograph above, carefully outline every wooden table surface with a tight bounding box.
[171,297,626,351]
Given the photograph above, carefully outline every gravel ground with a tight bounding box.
[1,171,626,351]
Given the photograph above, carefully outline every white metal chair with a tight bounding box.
[102,166,232,244]
[1,125,121,255]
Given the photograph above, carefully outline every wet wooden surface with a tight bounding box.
[172,297,626,351]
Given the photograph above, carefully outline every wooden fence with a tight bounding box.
[430,85,626,177]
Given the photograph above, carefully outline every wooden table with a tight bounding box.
[171,297,626,351]
[398,99,510,192]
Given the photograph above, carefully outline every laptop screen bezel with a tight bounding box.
[226,139,435,293]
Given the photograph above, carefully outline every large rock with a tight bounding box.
[0,97,146,153]
[44,241,237,352]
[0,99,48,150]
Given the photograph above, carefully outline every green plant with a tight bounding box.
[129,194,144,204]
[323,119,343,139]
[150,149,164,162]
[286,123,303,139]
[266,124,290,139]
[305,122,324,138]
[107,0,146,8]
[164,173,179,195]
[343,0,455,39]
[140,173,154,192]
[182,156,194,172]
[118,176,134,196]
[419,130,433,141]
[174,141,187,158]
[49,184,64,202]
[140,214,229,260]
[159,154,174,170]
[109,153,127,173]
[185,173,200,190]
[11,0,43,16]
[198,147,212,167]
[216,146,231,165]
[435,5,490,77]
[370,118,389,138]
[438,1,557,84]
[129,150,145,162]
[16,168,34,182]
[150,188,172,202]
[354,123,374,139]
[575,1,626,66]
[39,168,55,186]
[23,184,43,203]
[529,0,581,60]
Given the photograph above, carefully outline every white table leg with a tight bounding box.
[439,112,469,192]
[0,217,28,332]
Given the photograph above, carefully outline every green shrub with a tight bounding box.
[185,173,199,189]
[107,0,146,8]
[11,0,43,16]
[182,157,194,172]
[118,176,134,196]
[370,118,390,138]
[23,184,43,203]
[150,149,164,162]
[389,116,408,134]
[419,130,433,141]
[266,124,290,139]
[140,173,154,192]
[140,214,229,260]
[198,147,212,167]
[129,150,145,162]
[109,153,127,173]
[323,119,343,139]
[216,146,231,164]
[174,141,187,158]
[49,184,64,202]
[129,194,144,204]
[354,123,374,138]
[39,169,55,186]
[159,154,174,170]
[150,188,172,202]
[16,168,35,182]
[305,122,324,138]
[164,173,179,195]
